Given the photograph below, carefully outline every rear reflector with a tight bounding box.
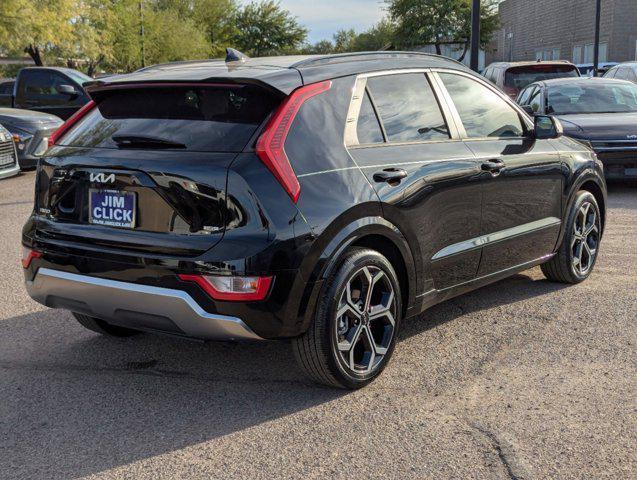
[255,80,332,203]
[178,274,273,302]
[48,100,96,147]
[21,246,41,269]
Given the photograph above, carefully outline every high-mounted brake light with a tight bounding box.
[48,100,96,148]
[255,80,332,203]
[21,246,41,269]
[178,274,273,302]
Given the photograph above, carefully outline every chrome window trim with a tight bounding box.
[343,68,462,148]
[431,216,562,261]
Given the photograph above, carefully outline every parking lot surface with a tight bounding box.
[1,171,635,479]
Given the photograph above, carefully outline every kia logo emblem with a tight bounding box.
[89,172,115,183]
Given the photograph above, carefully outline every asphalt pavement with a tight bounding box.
[1,171,635,479]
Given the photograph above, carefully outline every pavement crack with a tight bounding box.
[468,422,530,480]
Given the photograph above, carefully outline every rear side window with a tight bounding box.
[504,65,579,89]
[356,90,384,144]
[440,73,524,138]
[60,85,279,152]
[366,73,449,142]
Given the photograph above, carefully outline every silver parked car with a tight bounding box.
[0,123,20,179]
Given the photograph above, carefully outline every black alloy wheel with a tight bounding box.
[293,248,402,389]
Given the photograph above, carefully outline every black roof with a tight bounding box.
[87,51,472,95]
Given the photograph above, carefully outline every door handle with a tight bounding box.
[373,168,408,184]
[481,159,506,176]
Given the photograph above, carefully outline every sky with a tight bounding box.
[239,0,387,43]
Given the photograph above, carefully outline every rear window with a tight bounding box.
[60,85,279,152]
[504,65,579,89]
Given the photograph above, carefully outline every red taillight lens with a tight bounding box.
[21,246,41,269]
[178,274,273,302]
[255,80,332,203]
[48,100,96,148]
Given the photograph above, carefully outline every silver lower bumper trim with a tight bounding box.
[26,268,263,341]
[0,163,20,179]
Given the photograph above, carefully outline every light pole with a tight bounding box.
[140,0,146,68]
[593,0,601,76]
[470,0,481,71]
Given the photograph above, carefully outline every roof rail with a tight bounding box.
[290,51,465,69]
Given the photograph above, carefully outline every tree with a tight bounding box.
[0,0,75,65]
[333,29,357,53]
[387,0,498,57]
[191,0,239,57]
[353,18,395,51]
[233,1,307,57]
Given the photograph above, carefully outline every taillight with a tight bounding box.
[21,246,41,269]
[48,100,96,147]
[178,274,273,302]
[255,80,332,203]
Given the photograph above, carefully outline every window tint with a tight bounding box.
[517,86,533,105]
[60,85,278,152]
[627,68,637,82]
[19,70,71,100]
[366,73,449,142]
[504,65,579,89]
[356,90,384,144]
[528,87,543,112]
[0,81,13,95]
[440,73,525,138]
[614,67,629,80]
[603,67,617,78]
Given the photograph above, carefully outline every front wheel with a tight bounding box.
[293,248,402,389]
[542,190,602,284]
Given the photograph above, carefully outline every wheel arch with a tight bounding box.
[294,216,419,335]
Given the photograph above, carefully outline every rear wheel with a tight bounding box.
[293,248,402,389]
[72,312,140,337]
[541,190,601,284]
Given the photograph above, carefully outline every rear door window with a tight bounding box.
[440,73,525,138]
[356,90,384,144]
[60,85,279,152]
[366,73,449,142]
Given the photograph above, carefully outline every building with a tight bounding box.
[415,44,486,71]
[487,0,637,65]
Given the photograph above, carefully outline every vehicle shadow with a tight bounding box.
[0,269,567,478]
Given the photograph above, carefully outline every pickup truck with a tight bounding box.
[0,67,93,120]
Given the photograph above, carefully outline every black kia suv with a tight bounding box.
[23,51,607,389]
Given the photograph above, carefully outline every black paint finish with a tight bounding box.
[23,53,607,340]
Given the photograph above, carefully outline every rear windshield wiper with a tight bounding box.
[112,135,186,149]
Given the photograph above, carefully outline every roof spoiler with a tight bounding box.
[226,48,249,64]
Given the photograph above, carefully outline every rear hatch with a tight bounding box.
[34,83,280,256]
[504,64,580,97]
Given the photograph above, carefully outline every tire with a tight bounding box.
[541,190,602,284]
[292,248,402,389]
[72,312,140,337]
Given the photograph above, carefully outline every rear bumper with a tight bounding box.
[26,267,263,341]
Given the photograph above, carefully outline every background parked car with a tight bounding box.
[0,123,20,179]
[577,62,618,77]
[603,62,637,83]
[516,77,637,181]
[0,108,62,169]
[0,67,92,120]
[483,60,580,99]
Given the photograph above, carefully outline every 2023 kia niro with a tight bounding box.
[22,51,607,389]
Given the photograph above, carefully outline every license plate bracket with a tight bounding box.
[89,189,136,228]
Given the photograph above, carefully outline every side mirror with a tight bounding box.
[57,84,79,97]
[534,115,563,139]
[521,105,535,116]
